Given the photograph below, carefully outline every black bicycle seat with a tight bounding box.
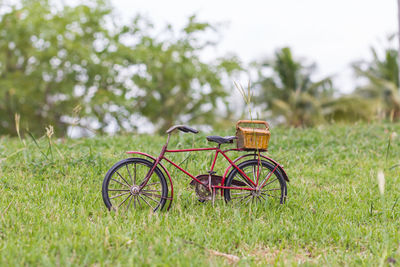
[206,136,236,144]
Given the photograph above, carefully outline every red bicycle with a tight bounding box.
[102,121,289,212]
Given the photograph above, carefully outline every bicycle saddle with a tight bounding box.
[206,136,236,144]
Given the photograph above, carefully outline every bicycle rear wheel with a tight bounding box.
[224,159,287,205]
[102,158,168,212]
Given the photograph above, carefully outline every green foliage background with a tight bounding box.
[2,0,400,138]
[0,0,241,136]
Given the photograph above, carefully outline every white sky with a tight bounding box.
[112,0,398,93]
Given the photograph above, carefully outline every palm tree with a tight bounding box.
[254,47,334,127]
[352,40,400,120]
[322,95,376,123]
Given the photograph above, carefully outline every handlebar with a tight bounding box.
[166,125,199,134]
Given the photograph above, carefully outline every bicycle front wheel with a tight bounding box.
[102,158,168,212]
[224,159,287,205]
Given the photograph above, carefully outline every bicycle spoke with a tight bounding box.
[142,189,161,193]
[262,188,279,195]
[118,194,132,208]
[240,194,252,202]
[261,187,280,194]
[142,193,160,204]
[142,192,162,198]
[261,192,280,199]
[134,163,137,185]
[231,193,251,200]
[231,196,251,201]
[144,182,161,187]
[243,170,255,184]
[259,194,267,201]
[244,195,253,205]
[116,171,131,187]
[261,177,278,189]
[136,195,141,208]
[259,171,272,187]
[126,194,134,212]
[110,192,131,199]
[126,164,133,185]
[111,178,130,188]
[231,191,250,195]
[262,188,281,192]
[252,165,256,183]
[139,195,154,209]
[236,173,255,188]
[256,158,261,184]
[108,189,130,192]
[143,194,162,210]
[238,196,251,206]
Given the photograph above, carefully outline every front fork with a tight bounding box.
[139,134,171,190]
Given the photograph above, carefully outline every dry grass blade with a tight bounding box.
[390,162,400,169]
[45,125,54,139]
[27,131,49,161]
[377,170,385,195]
[385,131,398,163]
[234,80,257,123]
[1,200,14,219]
[15,113,21,139]
[234,81,252,105]
[208,249,240,263]
[183,239,240,263]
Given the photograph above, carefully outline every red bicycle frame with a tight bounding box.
[126,130,289,210]
[163,147,257,189]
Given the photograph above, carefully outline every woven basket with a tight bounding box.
[236,120,270,151]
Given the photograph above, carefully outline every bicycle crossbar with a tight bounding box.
[166,147,217,153]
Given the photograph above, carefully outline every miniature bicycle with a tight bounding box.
[102,120,289,212]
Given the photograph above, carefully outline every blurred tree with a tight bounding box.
[254,47,334,127]
[125,16,241,133]
[321,95,375,123]
[0,0,128,136]
[0,0,241,136]
[352,38,400,121]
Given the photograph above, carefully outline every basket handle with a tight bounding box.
[236,120,269,129]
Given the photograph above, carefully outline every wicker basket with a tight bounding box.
[236,120,270,151]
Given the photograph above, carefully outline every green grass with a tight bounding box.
[0,123,399,266]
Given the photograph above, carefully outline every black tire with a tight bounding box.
[102,158,168,212]
[224,159,287,205]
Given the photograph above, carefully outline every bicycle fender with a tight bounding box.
[221,153,289,186]
[263,155,289,182]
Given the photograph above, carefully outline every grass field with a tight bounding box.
[0,123,399,266]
